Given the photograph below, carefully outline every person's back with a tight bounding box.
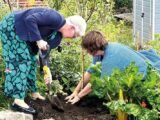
[65,31,160,104]
[14,8,45,19]
[101,43,148,77]
[14,8,65,41]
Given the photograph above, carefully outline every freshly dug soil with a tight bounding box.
[26,95,114,120]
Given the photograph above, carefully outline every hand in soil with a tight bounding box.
[65,91,77,101]
[66,95,80,104]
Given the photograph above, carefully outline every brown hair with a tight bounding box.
[81,31,108,54]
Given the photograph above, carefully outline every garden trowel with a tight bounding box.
[39,46,64,112]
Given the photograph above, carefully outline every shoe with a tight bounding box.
[11,103,36,114]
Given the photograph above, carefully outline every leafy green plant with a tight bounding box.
[0,42,10,110]
[49,39,91,93]
[0,90,11,110]
[114,0,133,13]
[51,80,64,95]
[0,0,10,21]
[106,100,158,120]
[36,71,47,94]
[90,62,160,119]
[93,20,133,47]
[0,0,10,93]
[145,34,160,54]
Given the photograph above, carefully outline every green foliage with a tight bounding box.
[155,34,160,41]
[0,0,10,21]
[145,34,160,54]
[90,62,160,119]
[0,46,10,110]
[105,100,158,120]
[92,20,133,47]
[0,1,10,85]
[50,0,115,27]
[47,0,65,10]
[0,47,4,81]
[51,80,64,95]
[0,91,11,110]
[114,0,133,13]
[49,39,91,92]
[90,62,143,100]
[36,71,47,94]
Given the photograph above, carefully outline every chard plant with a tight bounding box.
[90,62,160,120]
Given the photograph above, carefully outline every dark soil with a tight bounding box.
[26,95,114,120]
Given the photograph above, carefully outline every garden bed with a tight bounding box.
[26,95,114,120]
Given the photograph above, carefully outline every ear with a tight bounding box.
[70,25,75,30]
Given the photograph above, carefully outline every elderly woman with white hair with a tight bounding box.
[0,8,86,114]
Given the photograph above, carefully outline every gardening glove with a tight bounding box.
[37,40,48,50]
[67,95,80,104]
[43,65,52,84]
[65,91,78,101]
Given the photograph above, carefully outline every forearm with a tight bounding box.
[65,72,92,104]
[74,72,91,93]
[77,83,92,98]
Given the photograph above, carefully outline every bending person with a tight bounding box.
[0,8,86,114]
[65,30,160,104]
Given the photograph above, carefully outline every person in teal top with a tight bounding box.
[65,30,160,104]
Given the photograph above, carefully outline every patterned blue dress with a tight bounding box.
[0,13,37,99]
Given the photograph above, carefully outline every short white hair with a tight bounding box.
[66,15,87,36]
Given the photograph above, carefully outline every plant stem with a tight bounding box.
[106,92,112,101]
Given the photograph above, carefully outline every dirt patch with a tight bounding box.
[26,95,114,120]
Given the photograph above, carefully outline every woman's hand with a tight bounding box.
[37,40,48,50]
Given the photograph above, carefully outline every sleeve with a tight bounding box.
[87,55,102,73]
[24,9,66,41]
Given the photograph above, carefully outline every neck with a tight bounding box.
[96,50,104,56]
[100,51,105,55]
[58,23,67,37]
